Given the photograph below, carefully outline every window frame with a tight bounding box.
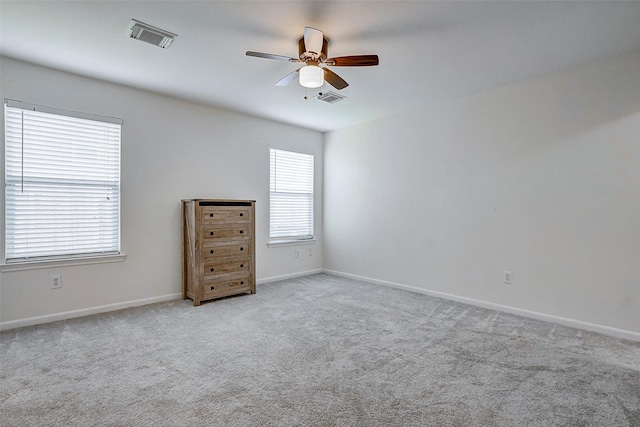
[269,147,314,244]
[2,99,124,268]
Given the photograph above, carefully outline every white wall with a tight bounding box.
[0,57,323,326]
[324,52,640,333]
[3,53,639,335]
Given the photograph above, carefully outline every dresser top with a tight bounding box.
[182,199,256,203]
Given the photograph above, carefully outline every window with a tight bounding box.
[4,100,121,263]
[269,148,314,240]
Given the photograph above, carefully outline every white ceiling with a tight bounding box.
[2,1,640,132]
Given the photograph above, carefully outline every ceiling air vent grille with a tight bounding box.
[127,19,176,49]
[317,91,346,104]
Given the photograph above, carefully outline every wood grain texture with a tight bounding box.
[182,199,256,306]
[324,68,349,90]
[327,55,379,67]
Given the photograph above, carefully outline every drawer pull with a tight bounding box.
[210,231,214,236]
[209,213,214,217]
[210,285,215,290]
[240,247,244,251]
[210,267,214,272]
[240,230,244,234]
[240,213,244,217]
[210,249,214,254]
[240,281,244,285]
[240,264,244,268]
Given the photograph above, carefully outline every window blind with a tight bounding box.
[269,148,314,240]
[4,100,121,262]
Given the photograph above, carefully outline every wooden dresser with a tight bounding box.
[182,199,256,306]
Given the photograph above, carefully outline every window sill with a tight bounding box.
[1,254,127,272]
[267,239,316,248]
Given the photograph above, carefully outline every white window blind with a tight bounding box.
[4,100,121,262]
[270,148,314,240]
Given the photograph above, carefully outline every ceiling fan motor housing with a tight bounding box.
[298,37,328,62]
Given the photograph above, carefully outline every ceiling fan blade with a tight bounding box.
[246,51,299,62]
[275,68,302,87]
[323,68,349,90]
[327,55,379,67]
[304,27,324,55]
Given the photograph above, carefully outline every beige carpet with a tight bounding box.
[1,273,639,426]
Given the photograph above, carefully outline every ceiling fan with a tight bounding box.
[246,27,379,91]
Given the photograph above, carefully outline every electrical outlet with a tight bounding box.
[50,274,62,289]
[295,250,300,258]
[503,270,513,284]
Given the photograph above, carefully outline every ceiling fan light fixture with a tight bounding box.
[299,65,324,88]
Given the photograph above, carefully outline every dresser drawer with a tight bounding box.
[202,225,251,241]
[202,257,251,277]
[201,275,251,299]
[202,242,251,261]
[201,207,251,224]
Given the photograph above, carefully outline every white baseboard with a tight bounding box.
[324,269,640,342]
[1,269,324,331]
[5,269,636,342]
[0,293,183,331]
[257,269,324,285]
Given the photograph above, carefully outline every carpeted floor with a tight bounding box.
[1,273,639,426]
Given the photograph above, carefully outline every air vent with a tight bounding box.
[316,91,346,104]
[126,19,176,49]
